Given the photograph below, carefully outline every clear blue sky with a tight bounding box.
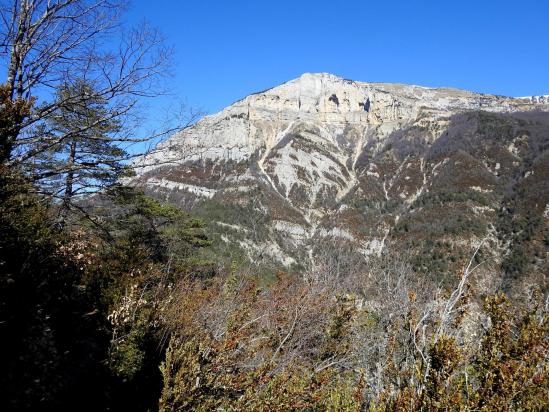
[127,0,549,116]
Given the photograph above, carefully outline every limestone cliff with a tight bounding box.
[130,73,549,290]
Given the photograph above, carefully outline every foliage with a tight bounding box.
[2,159,548,411]
[1,0,172,168]
[158,273,365,411]
[372,292,548,411]
[0,83,34,162]
[156,262,548,411]
[30,80,130,212]
[0,163,214,410]
[1,89,547,412]
[0,165,110,410]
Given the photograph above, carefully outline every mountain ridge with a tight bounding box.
[129,74,549,293]
[239,73,549,102]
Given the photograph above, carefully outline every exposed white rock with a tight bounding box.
[317,227,356,241]
[237,238,296,267]
[133,73,548,177]
[272,220,309,239]
[471,205,495,215]
[215,221,248,232]
[508,142,520,157]
[514,95,549,104]
[471,186,493,193]
[129,73,549,264]
[144,178,217,198]
[359,238,386,257]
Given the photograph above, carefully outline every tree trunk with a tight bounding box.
[60,140,77,218]
[6,0,28,100]
[2,0,29,161]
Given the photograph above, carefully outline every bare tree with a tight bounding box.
[0,0,176,168]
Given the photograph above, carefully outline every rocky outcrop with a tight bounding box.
[135,73,546,172]
[130,73,549,281]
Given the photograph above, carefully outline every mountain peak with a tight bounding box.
[131,74,549,268]
[232,72,547,125]
[275,73,548,103]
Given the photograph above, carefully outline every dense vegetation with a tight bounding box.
[1,156,548,410]
[0,1,547,410]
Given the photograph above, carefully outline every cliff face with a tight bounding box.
[131,73,549,290]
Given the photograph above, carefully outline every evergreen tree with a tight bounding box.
[32,80,131,215]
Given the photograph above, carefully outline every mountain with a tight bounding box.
[130,73,549,292]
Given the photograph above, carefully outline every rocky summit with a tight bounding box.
[130,73,549,291]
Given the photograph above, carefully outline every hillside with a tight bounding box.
[3,1,548,409]
[130,73,549,293]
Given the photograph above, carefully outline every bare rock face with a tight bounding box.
[135,73,544,172]
[131,73,549,288]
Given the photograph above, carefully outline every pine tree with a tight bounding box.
[32,80,131,216]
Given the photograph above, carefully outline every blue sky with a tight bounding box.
[127,0,549,116]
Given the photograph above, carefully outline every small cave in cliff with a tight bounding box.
[359,98,371,112]
[328,94,339,106]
